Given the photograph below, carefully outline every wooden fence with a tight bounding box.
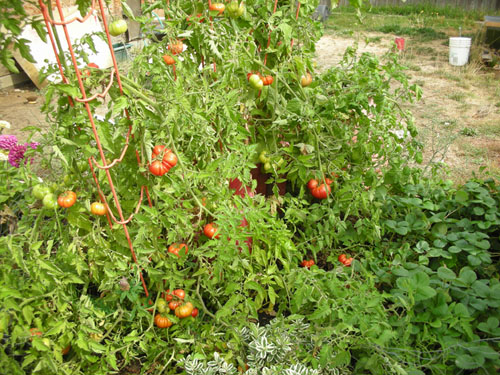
[337,0,500,11]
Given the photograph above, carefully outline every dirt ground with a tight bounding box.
[315,31,500,182]
[0,83,47,142]
[1,31,499,182]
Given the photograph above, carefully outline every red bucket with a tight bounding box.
[395,37,405,51]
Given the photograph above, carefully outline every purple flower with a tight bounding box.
[7,142,39,168]
[0,135,18,151]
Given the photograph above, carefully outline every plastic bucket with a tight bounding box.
[395,37,405,51]
[449,37,471,66]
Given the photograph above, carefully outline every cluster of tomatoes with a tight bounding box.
[208,1,244,17]
[338,254,353,267]
[32,184,78,210]
[162,40,184,66]
[300,259,315,268]
[247,72,273,90]
[258,150,285,174]
[307,177,334,200]
[149,145,178,176]
[154,289,198,328]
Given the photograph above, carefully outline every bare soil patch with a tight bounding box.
[0,83,47,142]
[315,31,500,182]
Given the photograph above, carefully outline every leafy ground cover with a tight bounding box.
[0,1,499,375]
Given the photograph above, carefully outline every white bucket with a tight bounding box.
[449,37,472,66]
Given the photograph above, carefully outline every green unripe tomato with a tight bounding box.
[263,162,272,173]
[33,185,51,200]
[157,299,168,314]
[227,1,244,18]
[249,74,263,90]
[42,193,58,210]
[259,151,271,164]
[109,19,128,37]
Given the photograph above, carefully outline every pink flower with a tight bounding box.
[6,141,39,168]
[0,135,18,151]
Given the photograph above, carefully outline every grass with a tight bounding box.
[375,25,447,41]
[328,4,487,37]
[335,3,497,20]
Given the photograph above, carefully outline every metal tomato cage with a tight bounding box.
[37,0,152,297]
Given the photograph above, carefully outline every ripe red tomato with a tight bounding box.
[61,344,71,355]
[173,289,185,299]
[338,254,347,263]
[325,178,334,185]
[307,179,318,190]
[162,151,178,168]
[203,223,220,239]
[169,300,181,310]
[343,257,353,267]
[168,243,188,258]
[152,145,168,158]
[169,41,184,55]
[149,160,170,176]
[162,55,175,65]
[30,328,42,338]
[164,289,173,301]
[301,259,314,268]
[175,302,194,318]
[191,308,199,317]
[154,314,173,328]
[262,76,273,86]
[209,2,225,14]
[57,191,77,208]
[82,63,99,77]
[311,183,331,199]
[90,202,106,216]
